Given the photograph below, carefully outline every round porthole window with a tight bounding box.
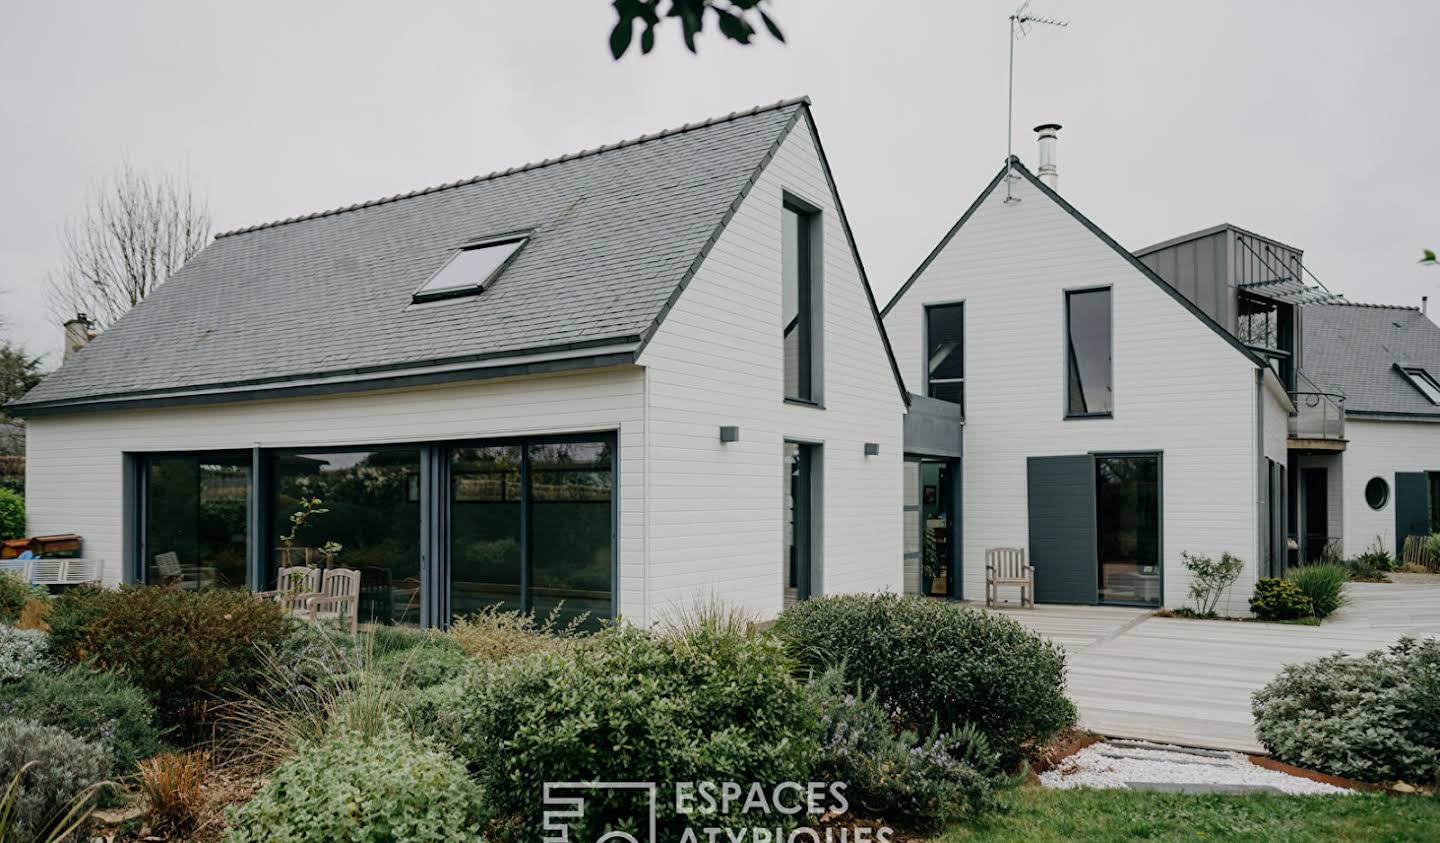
[1365,476,1390,510]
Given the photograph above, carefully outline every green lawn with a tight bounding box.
[932,786,1440,843]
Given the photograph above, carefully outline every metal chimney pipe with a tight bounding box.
[1424,296,1429,316]
[1034,123,1062,190]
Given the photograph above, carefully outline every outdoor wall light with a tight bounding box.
[864,442,880,456]
[719,426,740,443]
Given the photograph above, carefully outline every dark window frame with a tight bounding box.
[784,440,823,601]
[411,233,530,304]
[1365,476,1390,511]
[1065,286,1115,420]
[923,300,965,414]
[1400,366,1440,405]
[782,193,823,406]
[1091,449,1164,608]
[127,449,254,587]
[443,432,617,625]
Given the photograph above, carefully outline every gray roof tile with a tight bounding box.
[1302,302,1440,417]
[18,99,807,409]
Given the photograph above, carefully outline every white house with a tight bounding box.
[12,97,909,628]
[1290,301,1440,561]
[883,131,1294,616]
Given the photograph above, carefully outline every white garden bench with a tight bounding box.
[0,557,104,586]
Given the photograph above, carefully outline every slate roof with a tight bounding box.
[1301,302,1440,418]
[15,98,822,413]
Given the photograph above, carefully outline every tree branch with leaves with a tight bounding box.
[46,162,211,329]
[609,0,784,58]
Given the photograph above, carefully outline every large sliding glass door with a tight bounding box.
[448,439,614,627]
[1095,454,1161,607]
[271,448,423,626]
[131,433,617,629]
[142,453,250,590]
[450,446,524,617]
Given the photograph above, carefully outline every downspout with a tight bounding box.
[1255,368,1266,580]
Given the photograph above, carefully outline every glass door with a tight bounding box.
[1095,454,1161,607]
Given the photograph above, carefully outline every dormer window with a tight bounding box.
[1401,366,1440,404]
[412,236,528,303]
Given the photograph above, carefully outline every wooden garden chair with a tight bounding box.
[305,567,361,634]
[257,566,323,616]
[985,547,1035,608]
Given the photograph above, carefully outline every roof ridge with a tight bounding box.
[1312,300,1420,311]
[214,96,811,239]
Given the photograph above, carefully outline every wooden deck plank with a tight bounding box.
[978,577,1440,753]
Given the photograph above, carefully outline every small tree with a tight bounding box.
[1182,551,1245,616]
[46,162,210,329]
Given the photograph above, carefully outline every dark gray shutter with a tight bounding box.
[1027,455,1098,604]
[1395,472,1430,557]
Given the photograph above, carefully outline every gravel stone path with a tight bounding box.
[1039,740,1351,796]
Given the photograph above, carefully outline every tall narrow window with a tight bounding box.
[783,442,818,607]
[1066,288,1113,417]
[782,199,819,402]
[926,303,965,412]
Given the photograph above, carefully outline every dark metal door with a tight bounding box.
[1395,472,1430,558]
[1027,455,1098,604]
[1301,468,1328,563]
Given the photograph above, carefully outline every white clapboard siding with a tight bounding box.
[884,172,1262,616]
[639,112,905,623]
[24,367,647,615]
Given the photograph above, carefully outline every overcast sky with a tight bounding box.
[2,0,1437,364]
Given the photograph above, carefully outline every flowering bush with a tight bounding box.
[810,669,1002,829]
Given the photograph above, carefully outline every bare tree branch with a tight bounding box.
[46,162,212,328]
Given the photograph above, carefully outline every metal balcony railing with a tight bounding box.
[1289,391,1345,441]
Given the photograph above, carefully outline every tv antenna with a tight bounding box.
[1005,1,1068,203]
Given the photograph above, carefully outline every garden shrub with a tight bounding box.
[0,625,52,681]
[0,487,22,541]
[1286,563,1349,619]
[0,570,45,625]
[772,593,1074,763]
[0,667,164,773]
[1249,578,1314,621]
[373,638,474,690]
[447,604,584,661]
[1253,637,1440,783]
[225,730,483,843]
[0,719,109,842]
[810,669,1002,829]
[46,585,290,740]
[1181,551,1244,616]
[417,623,820,842]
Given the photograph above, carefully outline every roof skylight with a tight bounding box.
[1401,366,1440,405]
[412,236,527,303]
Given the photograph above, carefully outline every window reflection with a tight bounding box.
[145,454,250,590]
[271,449,422,626]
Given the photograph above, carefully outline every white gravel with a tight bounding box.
[1039,740,1351,796]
